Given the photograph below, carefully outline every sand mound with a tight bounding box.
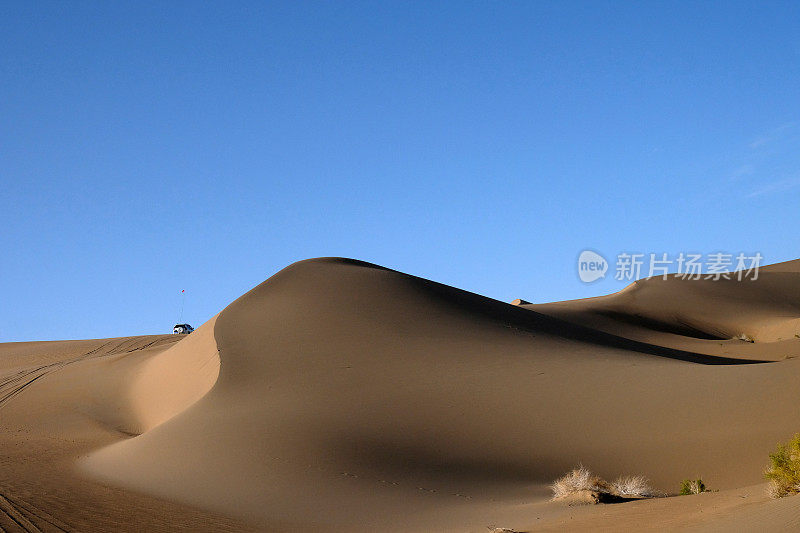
[3,256,800,531]
[526,268,800,360]
[76,257,800,531]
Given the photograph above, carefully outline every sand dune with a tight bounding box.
[528,258,800,360]
[3,257,800,531]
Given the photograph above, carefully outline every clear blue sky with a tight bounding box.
[2,1,799,342]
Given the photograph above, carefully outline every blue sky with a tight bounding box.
[2,1,799,341]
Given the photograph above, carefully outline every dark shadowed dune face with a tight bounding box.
[591,310,728,340]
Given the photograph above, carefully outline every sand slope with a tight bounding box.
[0,332,249,532]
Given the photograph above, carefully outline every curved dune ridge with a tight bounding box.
[525,257,800,360]
[75,257,800,532]
[0,318,220,437]
[126,315,221,432]
[3,257,800,531]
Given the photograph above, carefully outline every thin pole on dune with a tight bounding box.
[179,289,186,323]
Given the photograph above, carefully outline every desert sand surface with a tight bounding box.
[3,257,800,531]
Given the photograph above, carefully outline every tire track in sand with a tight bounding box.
[0,492,72,532]
[0,336,180,411]
[0,337,182,530]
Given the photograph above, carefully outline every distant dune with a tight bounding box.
[3,257,800,531]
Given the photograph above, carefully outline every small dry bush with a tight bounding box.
[550,466,611,499]
[765,433,800,498]
[611,475,654,497]
[551,466,658,502]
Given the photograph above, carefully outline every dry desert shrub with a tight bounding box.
[611,475,654,497]
[550,466,611,500]
[765,433,800,498]
[551,466,658,502]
